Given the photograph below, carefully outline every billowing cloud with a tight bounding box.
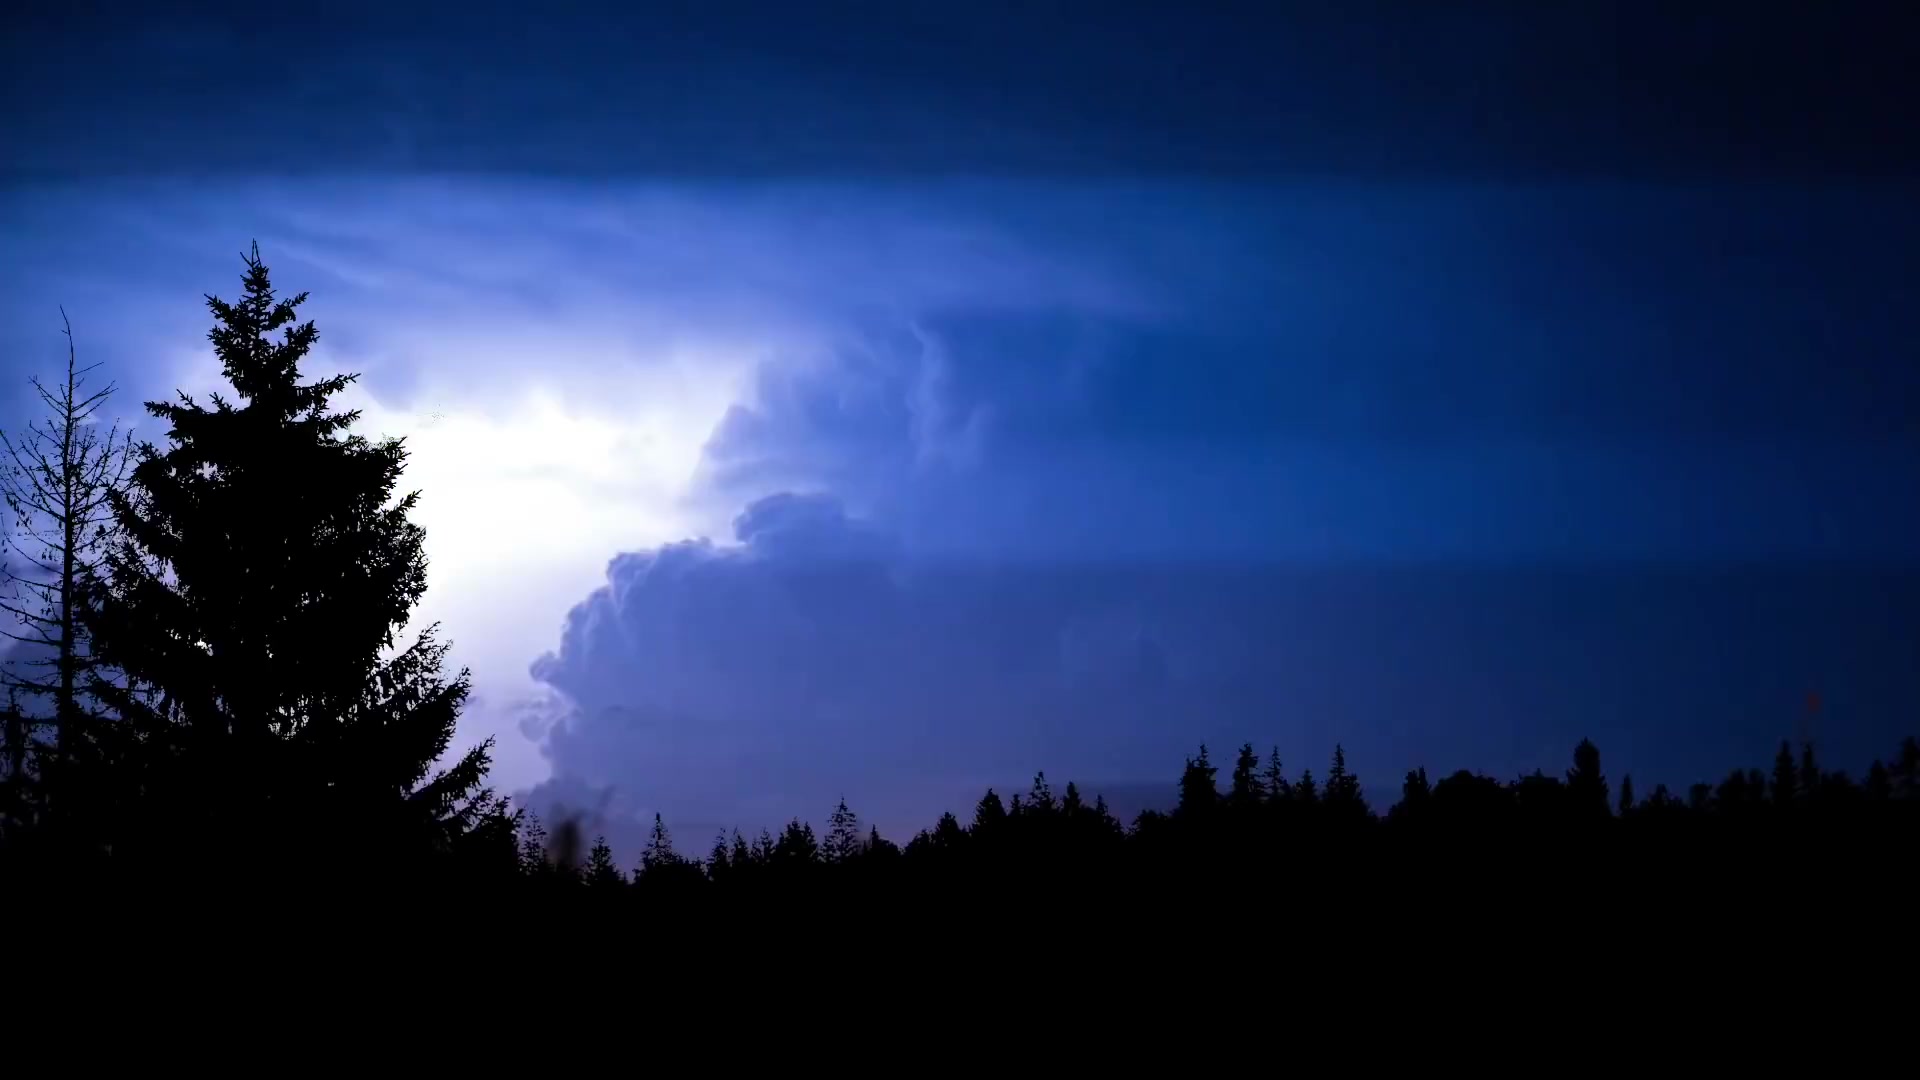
[5,177,1918,835]
[525,480,1920,844]
[517,179,1920,841]
[523,490,1194,835]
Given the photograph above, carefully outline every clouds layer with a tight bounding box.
[514,180,1920,837]
[527,488,1920,839]
[5,177,1917,835]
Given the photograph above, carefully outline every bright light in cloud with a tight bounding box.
[0,176,1173,796]
[163,328,756,791]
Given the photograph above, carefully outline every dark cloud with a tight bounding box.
[8,3,1915,180]
[692,184,1920,565]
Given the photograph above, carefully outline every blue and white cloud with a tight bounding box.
[4,177,1917,842]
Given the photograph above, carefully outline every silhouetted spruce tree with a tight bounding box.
[1295,768,1318,808]
[707,830,732,881]
[774,818,818,866]
[863,825,898,863]
[1618,774,1635,818]
[1061,780,1084,816]
[1262,746,1290,803]
[518,816,550,878]
[1176,744,1218,818]
[929,811,966,852]
[585,835,623,889]
[1393,767,1431,825]
[82,245,497,875]
[1027,771,1056,817]
[730,828,753,870]
[1227,743,1265,811]
[640,812,678,879]
[824,797,861,864]
[972,789,1006,834]
[1323,745,1367,821]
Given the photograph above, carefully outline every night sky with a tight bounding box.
[4,2,1916,844]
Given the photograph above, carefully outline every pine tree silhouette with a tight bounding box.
[930,811,966,852]
[1027,771,1056,816]
[1323,745,1366,822]
[1227,743,1266,810]
[1262,746,1289,803]
[585,835,623,889]
[1295,768,1318,808]
[640,812,678,879]
[972,789,1006,834]
[1176,744,1218,818]
[83,245,497,878]
[774,818,819,866]
[823,796,861,864]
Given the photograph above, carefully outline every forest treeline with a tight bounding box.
[515,734,1920,900]
[2,246,1916,894]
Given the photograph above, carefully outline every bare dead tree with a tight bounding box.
[0,309,134,765]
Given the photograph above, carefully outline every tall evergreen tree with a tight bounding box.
[1262,746,1290,803]
[823,796,862,863]
[774,818,819,865]
[83,246,495,872]
[585,835,623,889]
[1324,744,1367,819]
[517,816,550,878]
[1091,793,1119,834]
[1176,744,1218,818]
[1295,768,1318,808]
[1061,781,1084,817]
[863,825,898,862]
[1026,771,1056,816]
[638,812,680,880]
[972,789,1007,834]
[929,811,967,852]
[1227,742,1266,810]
